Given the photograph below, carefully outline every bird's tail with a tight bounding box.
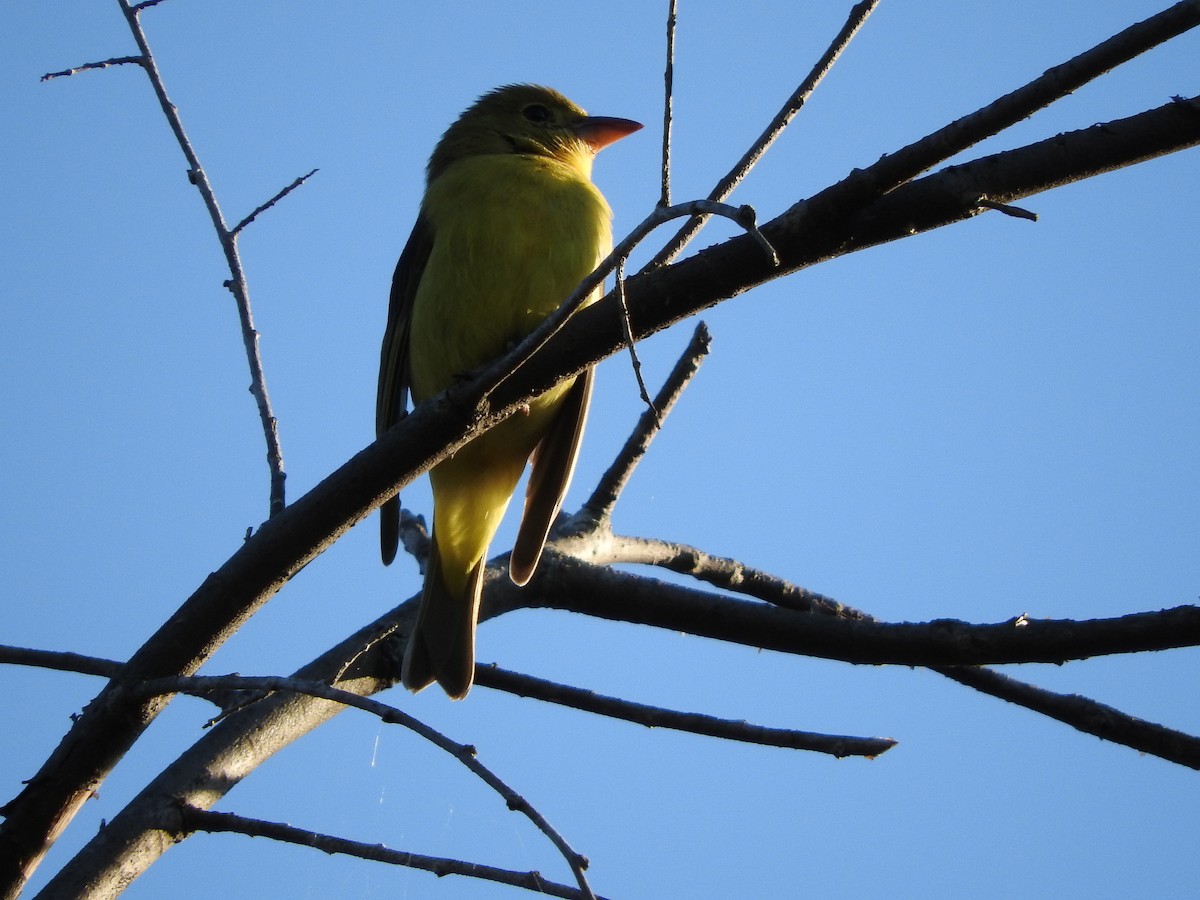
[401,536,484,700]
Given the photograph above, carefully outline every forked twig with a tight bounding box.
[109,0,309,516]
[648,0,882,268]
[128,673,597,900]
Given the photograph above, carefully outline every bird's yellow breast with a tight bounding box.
[408,152,612,403]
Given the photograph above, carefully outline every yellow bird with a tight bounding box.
[377,85,641,699]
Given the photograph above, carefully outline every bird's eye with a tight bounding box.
[522,103,552,125]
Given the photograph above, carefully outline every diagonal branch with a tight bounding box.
[592,532,865,619]
[932,665,1200,770]
[230,168,319,236]
[474,665,895,758]
[799,0,1200,224]
[579,322,711,522]
[519,555,1200,668]
[178,806,604,900]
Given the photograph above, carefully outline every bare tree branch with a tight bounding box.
[649,0,883,267]
[931,665,1200,769]
[612,258,660,417]
[659,0,677,207]
[579,322,711,522]
[568,536,1200,765]
[38,561,1199,894]
[590,532,863,619]
[822,0,1200,210]
[475,665,896,758]
[0,645,123,680]
[177,806,605,900]
[115,0,289,517]
[517,555,1200,668]
[230,168,319,236]
[125,674,597,899]
[41,55,144,81]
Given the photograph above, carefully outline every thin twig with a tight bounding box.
[477,199,775,412]
[614,258,658,420]
[231,168,319,236]
[128,673,597,900]
[977,196,1039,221]
[177,806,605,900]
[647,0,882,268]
[117,0,287,516]
[597,532,867,619]
[580,322,711,522]
[660,0,678,207]
[41,56,144,81]
[475,664,896,758]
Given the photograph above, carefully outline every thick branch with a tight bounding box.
[867,1,1200,191]
[564,536,1200,766]
[515,555,1200,667]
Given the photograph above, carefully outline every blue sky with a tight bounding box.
[3,2,1199,898]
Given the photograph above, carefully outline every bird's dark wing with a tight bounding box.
[509,365,595,584]
[377,213,434,566]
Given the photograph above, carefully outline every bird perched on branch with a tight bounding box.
[376,84,641,699]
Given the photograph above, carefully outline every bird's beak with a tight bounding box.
[573,115,643,152]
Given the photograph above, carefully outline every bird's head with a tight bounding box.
[428,84,642,182]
